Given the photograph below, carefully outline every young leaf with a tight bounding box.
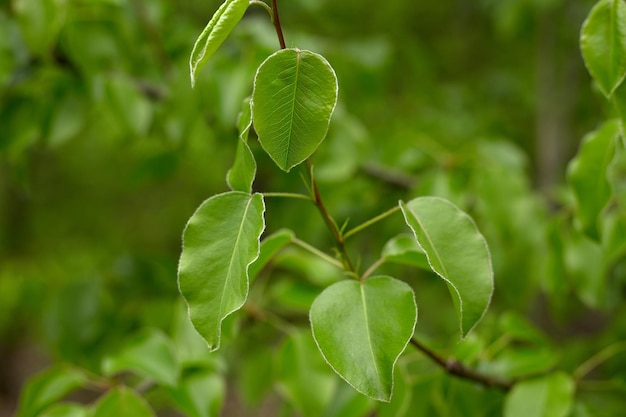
[248,229,294,282]
[381,234,430,270]
[189,0,250,87]
[310,276,417,402]
[227,97,257,193]
[504,372,574,417]
[93,387,155,417]
[400,196,493,338]
[102,328,179,387]
[252,48,338,172]
[16,366,87,417]
[567,120,619,241]
[178,191,266,351]
[580,0,626,97]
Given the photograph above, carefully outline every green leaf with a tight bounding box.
[310,276,417,402]
[580,0,626,97]
[189,0,249,87]
[16,365,87,417]
[102,328,179,387]
[227,97,256,193]
[93,387,155,417]
[248,229,294,282]
[567,120,619,240]
[178,191,265,351]
[381,234,429,270]
[168,370,225,417]
[39,403,89,417]
[504,372,574,417]
[13,0,66,56]
[400,196,493,338]
[276,330,337,417]
[252,48,338,172]
[378,365,412,417]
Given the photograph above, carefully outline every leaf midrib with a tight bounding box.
[284,50,302,169]
[359,283,383,394]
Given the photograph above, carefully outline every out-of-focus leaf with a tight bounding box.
[248,229,294,282]
[93,387,155,417]
[13,0,66,56]
[504,372,574,417]
[168,369,225,417]
[227,97,256,193]
[378,365,412,417]
[381,234,429,270]
[39,403,89,417]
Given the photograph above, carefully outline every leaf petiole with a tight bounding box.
[343,205,401,241]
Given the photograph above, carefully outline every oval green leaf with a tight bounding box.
[400,196,493,338]
[567,120,619,240]
[189,0,249,87]
[381,234,429,270]
[252,48,338,172]
[93,387,155,417]
[248,228,294,282]
[309,276,417,402]
[227,97,256,193]
[581,0,626,97]
[178,191,266,351]
[504,372,574,417]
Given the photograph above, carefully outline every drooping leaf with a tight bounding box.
[567,120,619,240]
[168,370,225,417]
[93,387,155,417]
[400,196,493,338]
[504,372,574,417]
[580,0,626,97]
[178,191,266,351]
[252,48,338,172]
[310,276,417,402]
[16,365,87,417]
[227,97,257,193]
[276,330,337,417]
[189,0,249,87]
[248,229,294,282]
[102,328,179,387]
[381,234,429,270]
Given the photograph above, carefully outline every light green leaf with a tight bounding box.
[504,372,574,417]
[93,387,155,417]
[252,48,338,172]
[168,370,225,417]
[400,196,493,338]
[39,403,89,417]
[608,139,626,212]
[178,191,265,351]
[248,229,294,282]
[102,328,179,387]
[13,0,66,56]
[16,365,87,417]
[310,276,417,402]
[227,97,256,193]
[580,0,626,97]
[276,330,337,417]
[378,365,412,417]
[381,234,429,270]
[189,0,249,87]
[322,382,375,417]
[567,120,619,240]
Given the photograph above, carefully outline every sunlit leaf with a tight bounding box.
[567,120,619,240]
[227,97,256,193]
[581,0,626,97]
[93,387,155,417]
[102,328,179,387]
[189,0,249,87]
[504,372,574,417]
[178,191,265,351]
[400,196,493,338]
[252,48,338,172]
[310,276,417,401]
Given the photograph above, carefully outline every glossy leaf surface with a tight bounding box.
[93,387,155,417]
[400,196,493,338]
[504,372,574,417]
[567,120,619,240]
[581,0,626,97]
[189,0,249,86]
[178,191,265,351]
[310,276,417,401]
[252,48,338,172]
[227,97,256,193]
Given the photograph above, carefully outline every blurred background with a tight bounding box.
[2,0,625,415]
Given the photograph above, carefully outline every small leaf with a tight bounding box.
[39,403,89,417]
[189,0,250,87]
[252,48,338,172]
[102,328,179,387]
[504,372,574,417]
[178,191,266,351]
[227,97,257,193]
[581,0,626,97]
[310,276,417,402]
[381,234,429,270]
[16,365,87,417]
[248,229,294,282]
[93,387,155,417]
[400,196,493,338]
[567,120,619,240]
[168,370,225,417]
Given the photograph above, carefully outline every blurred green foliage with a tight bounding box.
[1,0,625,416]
